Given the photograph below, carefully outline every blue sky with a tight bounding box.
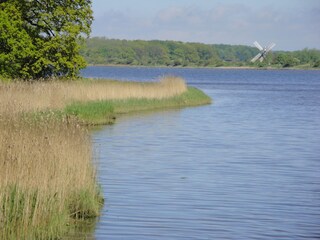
[91,0,320,51]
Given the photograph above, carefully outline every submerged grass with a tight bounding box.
[0,76,211,239]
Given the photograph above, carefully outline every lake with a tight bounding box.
[82,66,320,239]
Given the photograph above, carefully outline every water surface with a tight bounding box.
[82,67,320,239]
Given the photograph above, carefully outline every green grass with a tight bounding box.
[62,87,211,125]
[1,184,103,239]
[64,101,116,125]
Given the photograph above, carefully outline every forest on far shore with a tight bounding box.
[80,37,320,69]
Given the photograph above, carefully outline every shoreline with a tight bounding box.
[86,64,320,71]
[0,78,211,239]
[60,86,211,126]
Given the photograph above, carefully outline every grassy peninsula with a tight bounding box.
[0,77,211,239]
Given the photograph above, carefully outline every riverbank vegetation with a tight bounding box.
[81,37,320,69]
[0,0,92,79]
[0,77,187,114]
[0,77,211,239]
[64,86,211,125]
[0,115,102,239]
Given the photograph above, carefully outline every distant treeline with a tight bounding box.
[80,37,320,68]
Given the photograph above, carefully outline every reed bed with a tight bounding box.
[0,115,102,239]
[0,76,188,239]
[0,76,187,115]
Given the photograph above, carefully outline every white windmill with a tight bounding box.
[251,41,276,62]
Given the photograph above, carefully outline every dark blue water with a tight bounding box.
[82,67,320,239]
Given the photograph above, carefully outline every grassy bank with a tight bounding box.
[0,77,211,239]
[63,87,211,125]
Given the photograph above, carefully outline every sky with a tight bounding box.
[91,0,320,51]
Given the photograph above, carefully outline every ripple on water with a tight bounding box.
[88,68,320,239]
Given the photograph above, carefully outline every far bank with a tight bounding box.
[85,64,320,72]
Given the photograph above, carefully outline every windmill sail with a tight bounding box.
[251,53,263,62]
[266,43,276,52]
[253,41,263,51]
[251,41,275,63]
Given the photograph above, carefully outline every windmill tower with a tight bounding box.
[251,41,276,62]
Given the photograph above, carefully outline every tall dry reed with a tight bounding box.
[0,76,187,115]
[0,115,101,239]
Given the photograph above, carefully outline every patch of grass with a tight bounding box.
[112,87,211,114]
[68,188,104,220]
[0,184,103,239]
[64,101,116,125]
[61,87,211,125]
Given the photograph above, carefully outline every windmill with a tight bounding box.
[251,41,276,62]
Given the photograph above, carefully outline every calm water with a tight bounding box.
[83,67,320,239]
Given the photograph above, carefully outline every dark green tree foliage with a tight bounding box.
[80,38,248,67]
[0,0,93,79]
[272,49,320,68]
[81,37,258,67]
[81,38,320,68]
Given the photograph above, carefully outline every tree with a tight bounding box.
[274,53,300,68]
[0,0,93,79]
